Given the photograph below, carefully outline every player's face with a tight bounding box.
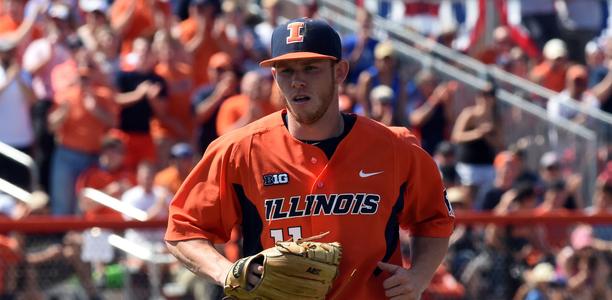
[273,59,346,124]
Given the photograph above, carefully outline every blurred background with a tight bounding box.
[0,0,610,299]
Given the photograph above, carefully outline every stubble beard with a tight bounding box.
[286,73,336,125]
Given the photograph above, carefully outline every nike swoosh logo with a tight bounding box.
[359,170,384,178]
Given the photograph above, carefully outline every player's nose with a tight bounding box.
[291,79,306,89]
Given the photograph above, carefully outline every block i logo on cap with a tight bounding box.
[286,22,305,44]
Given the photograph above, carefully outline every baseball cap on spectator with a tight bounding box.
[48,3,70,20]
[374,41,394,60]
[370,85,394,104]
[543,39,567,60]
[209,52,232,70]
[540,151,560,169]
[259,18,342,67]
[171,143,194,159]
[526,263,556,284]
[494,151,517,170]
[585,40,601,55]
[79,0,108,13]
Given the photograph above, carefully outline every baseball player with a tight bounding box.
[165,18,455,299]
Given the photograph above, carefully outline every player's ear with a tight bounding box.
[271,68,277,80]
[333,60,349,83]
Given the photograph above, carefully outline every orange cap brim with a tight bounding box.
[259,52,337,67]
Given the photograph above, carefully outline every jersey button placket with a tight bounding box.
[310,157,318,164]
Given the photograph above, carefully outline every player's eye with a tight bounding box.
[304,65,318,72]
[278,68,293,75]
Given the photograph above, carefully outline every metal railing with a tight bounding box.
[318,0,612,146]
[0,141,39,191]
[313,1,599,202]
[80,187,174,300]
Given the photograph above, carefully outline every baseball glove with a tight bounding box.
[223,235,342,300]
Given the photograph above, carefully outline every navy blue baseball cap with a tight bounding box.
[260,18,341,67]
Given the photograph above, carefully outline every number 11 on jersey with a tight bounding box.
[270,226,302,242]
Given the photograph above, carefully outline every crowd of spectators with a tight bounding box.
[0,0,610,299]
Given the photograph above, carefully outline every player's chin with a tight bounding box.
[287,108,322,125]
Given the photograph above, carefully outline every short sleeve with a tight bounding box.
[398,139,454,238]
[165,137,242,244]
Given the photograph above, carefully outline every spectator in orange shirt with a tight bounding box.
[154,143,195,195]
[151,30,194,166]
[177,0,229,86]
[216,70,278,136]
[47,62,118,215]
[77,136,136,221]
[530,39,569,92]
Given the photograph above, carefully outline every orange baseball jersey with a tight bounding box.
[166,110,455,299]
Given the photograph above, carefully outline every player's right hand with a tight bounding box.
[378,262,425,300]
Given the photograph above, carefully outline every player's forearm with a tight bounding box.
[166,238,233,286]
[408,236,449,285]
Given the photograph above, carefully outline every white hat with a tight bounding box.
[540,151,560,168]
[526,263,556,284]
[79,0,108,13]
[543,39,567,60]
[48,3,70,20]
[370,85,394,104]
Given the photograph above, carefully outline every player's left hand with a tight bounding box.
[378,261,426,300]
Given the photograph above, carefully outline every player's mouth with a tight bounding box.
[292,95,311,103]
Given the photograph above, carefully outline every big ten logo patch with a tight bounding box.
[263,173,289,186]
[286,22,305,44]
